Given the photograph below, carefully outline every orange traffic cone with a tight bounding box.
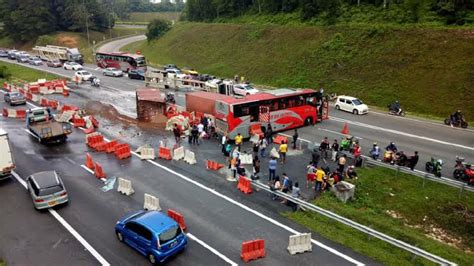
[94,162,106,179]
[341,123,350,135]
[85,153,95,170]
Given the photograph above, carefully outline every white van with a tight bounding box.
[335,95,369,115]
[0,129,15,180]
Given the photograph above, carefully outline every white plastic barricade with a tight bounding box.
[31,94,41,102]
[143,193,161,211]
[173,146,185,161]
[287,233,312,255]
[240,153,253,165]
[140,147,156,160]
[55,110,76,122]
[184,150,196,164]
[54,87,64,93]
[39,86,49,94]
[7,109,16,118]
[117,177,134,196]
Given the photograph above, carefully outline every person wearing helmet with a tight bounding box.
[370,143,380,160]
[450,110,464,127]
[385,142,398,153]
[389,100,401,115]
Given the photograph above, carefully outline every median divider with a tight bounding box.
[287,233,312,255]
[237,176,252,194]
[114,143,132,160]
[241,239,265,262]
[144,193,161,211]
[117,177,134,196]
[173,146,185,160]
[158,147,172,160]
[167,209,187,231]
[183,150,196,164]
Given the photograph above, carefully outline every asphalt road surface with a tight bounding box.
[97,35,146,53]
[0,95,374,265]
[1,49,471,178]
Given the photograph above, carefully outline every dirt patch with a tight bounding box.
[55,35,79,48]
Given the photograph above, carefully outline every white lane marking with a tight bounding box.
[11,171,110,265]
[317,128,363,140]
[48,210,110,266]
[27,102,37,108]
[144,159,363,265]
[81,164,95,174]
[65,157,77,165]
[330,117,474,151]
[186,233,238,266]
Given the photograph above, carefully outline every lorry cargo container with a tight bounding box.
[185,91,234,116]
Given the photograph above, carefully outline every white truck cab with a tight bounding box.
[0,129,15,180]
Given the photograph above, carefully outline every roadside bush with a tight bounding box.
[0,66,11,80]
[146,19,171,41]
[35,35,56,46]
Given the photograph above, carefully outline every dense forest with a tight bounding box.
[184,0,473,25]
[0,0,184,42]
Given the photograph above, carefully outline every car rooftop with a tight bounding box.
[30,171,60,188]
[134,211,177,232]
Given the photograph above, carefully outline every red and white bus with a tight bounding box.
[95,52,146,72]
[214,88,324,138]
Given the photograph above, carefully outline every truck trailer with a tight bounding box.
[33,45,83,64]
[0,129,15,180]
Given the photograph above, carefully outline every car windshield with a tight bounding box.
[69,62,77,65]
[352,99,363,105]
[159,225,181,245]
[81,72,91,75]
[242,85,254,91]
[136,70,145,74]
[10,92,21,97]
[108,68,118,71]
[38,184,64,196]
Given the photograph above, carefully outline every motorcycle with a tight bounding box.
[394,151,410,167]
[388,105,406,117]
[90,77,100,87]
[444,117,468,128]
[453,157,474,184]
[425,157,443,177]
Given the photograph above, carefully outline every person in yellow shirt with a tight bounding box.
[235,133,243,151]
[279,140,288,164]
[315,167,325,193]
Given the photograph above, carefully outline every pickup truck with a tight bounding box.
[26,107,72,144]
[0,128,15,180]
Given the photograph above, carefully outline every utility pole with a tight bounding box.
[83,0,90,46]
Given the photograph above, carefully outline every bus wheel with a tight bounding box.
[304,117,313,126]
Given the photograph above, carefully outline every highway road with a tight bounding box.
[0,93,374,265]
[1,46,472,178]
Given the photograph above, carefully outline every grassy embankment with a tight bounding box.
[117,12,181,24]
[0,61,60,84]
[0,27,146,63]
[123,22,474,121]
[284,166,474,265]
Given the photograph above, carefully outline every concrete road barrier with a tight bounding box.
[117,177,134,196]
[144,193,161,211]
[288,233,312,255]
[184,150,196,164]
[173,146,185,161]
[140,147,156,160]
[240,153,253,165]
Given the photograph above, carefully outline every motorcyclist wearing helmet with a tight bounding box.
[385,142,397,153]
[450,110,464,127]
[389,101,402,115]
[370,143,380,160]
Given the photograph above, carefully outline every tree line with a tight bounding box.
[184,0,473,25]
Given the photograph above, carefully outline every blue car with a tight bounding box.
[115,210,187,264]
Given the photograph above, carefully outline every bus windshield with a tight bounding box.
[136,57,146,67]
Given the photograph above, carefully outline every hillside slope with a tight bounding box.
[127,23,474,120]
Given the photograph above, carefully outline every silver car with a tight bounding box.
[4,92,26,105]
[26,171,69,210]
[103,67,123,77]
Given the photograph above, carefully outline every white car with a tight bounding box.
[233,84,259,96]
[103,67,123,77]
[74,70,93,82]
[335,96,369,115]
[63,61,83,70]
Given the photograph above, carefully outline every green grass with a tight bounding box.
[0,61,60,84]
[122,22,474,121]
[122,12,181,23]
[285,166,474,265]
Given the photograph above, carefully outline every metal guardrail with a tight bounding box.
[280,134,473,193]
[249,180,457,265]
